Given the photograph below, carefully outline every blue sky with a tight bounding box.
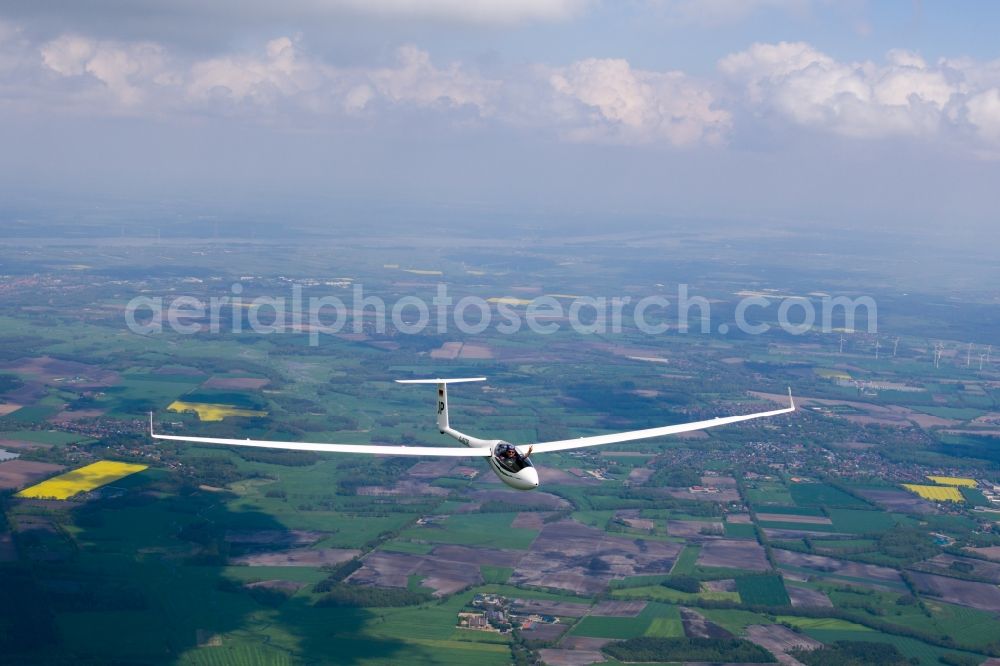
[1,1,999,233]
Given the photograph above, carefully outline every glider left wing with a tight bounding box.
[149,414,492,457]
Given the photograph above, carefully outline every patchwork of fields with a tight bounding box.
[1,240,999,666]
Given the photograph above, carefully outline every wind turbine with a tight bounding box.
[892,337,900,357]
[839,334,846,354]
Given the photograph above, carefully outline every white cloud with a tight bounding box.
[41,34,173,106]
[187,37,321,105]
[40,35,93,76]
[29,32,496,119]
[719,41,1000,148]
[18,29,730,146]
[187,40,496,114]
[966,89,1000,143]
[547,58,730,145]
[364,45,497,112]
[13,26,1000,155]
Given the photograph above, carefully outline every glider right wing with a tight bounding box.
[526,390,795,455]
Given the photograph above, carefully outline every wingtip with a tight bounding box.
[787,387,795,410]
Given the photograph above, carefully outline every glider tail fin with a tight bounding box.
[394,377,487,434]
[437,382,449,432]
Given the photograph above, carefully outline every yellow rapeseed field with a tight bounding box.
[902,484,964,502]
[17,460,148,500]
[926,475,977,488]
[167,400,267,422]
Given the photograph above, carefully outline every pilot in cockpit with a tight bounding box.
[495,442,533,472]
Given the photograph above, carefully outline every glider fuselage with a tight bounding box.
[441,426,538,490]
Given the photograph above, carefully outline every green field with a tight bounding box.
[826,508,900,533]
[699,609,775,634]
[960,487,991,506]
[777,616,872,631]
[789,482,869,508]
[0,429,89,445]
[824,588,1000,650]
[801,629,985,666]
[757,520,837,532]
[571,603,681,639]
[5,404,60,422]
[398,514,538,550]
[914,406,987,420]
[480,566,514,584]
[571,510,615,529]
[810,538,877,551]
[724,522,757,538]
[611,584,739,604]
[735,575,790,606]
[380,540,435,555]
[670,545,701,575]
[752,504,826,516]
[745,481,793,505]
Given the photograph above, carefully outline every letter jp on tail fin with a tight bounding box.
[437,382,448,431]
[395,377,486,434]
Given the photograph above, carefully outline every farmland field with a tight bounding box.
[800,628,984,666]
[724,522,757,538]
[960,487,991,506]
[611,583,740,604]
[745,481,793,505]
[399,513,539,550]
[698,609,775,634]
[826,508,900,532]
[926,475,977,487]
[571,603,680,639]
[788,482,869,508]
[735,575,790,606]
[16,460,148,499]
[480,566,514,584]
[167,400,268,421]
[0,429,88,445]
[903,484,964,502]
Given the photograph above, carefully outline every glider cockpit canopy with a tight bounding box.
[494,441,532,472]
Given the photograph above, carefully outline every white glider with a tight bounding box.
[150,378,794,491]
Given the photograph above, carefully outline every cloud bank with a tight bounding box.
[721,41,1000,151]
[3,20,1000,155]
